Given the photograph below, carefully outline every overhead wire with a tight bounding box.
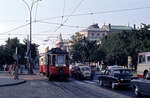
[54,0,66,33]
[0,33,71,36]
[37,6,150,21]
[1,5,150,42]
[54,0,85,32]
[0,23,30,34]
[1,6,149,35]
[61,0,66,24]
[37,21,87,28]
[62,0,85,25]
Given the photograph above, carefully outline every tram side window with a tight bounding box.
[52,55,56,66]
[147,56,150,63]
[48,55,51,65]
[40,58,44,65]
[139,55,146,64]
[66,55,69,65]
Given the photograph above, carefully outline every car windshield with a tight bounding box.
[114,70,132,75]
[57,55,65,64]
[81,67,90,71]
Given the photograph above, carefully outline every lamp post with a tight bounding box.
[22,0,41,74]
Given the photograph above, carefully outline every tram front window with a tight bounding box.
[139,55,146,64]
[57,55,65,66]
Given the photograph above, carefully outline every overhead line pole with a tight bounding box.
[22,0,41,74]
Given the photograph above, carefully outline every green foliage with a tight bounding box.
[70,33,105,64]
[0,37,38,65]
[101,24,150,68]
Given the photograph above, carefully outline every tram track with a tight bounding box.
[46,79,107,98]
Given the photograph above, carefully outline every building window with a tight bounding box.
[91,33,94,36]
[102,33,105,36]
[97,33,100,36]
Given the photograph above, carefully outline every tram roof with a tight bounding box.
[47,48,68,55]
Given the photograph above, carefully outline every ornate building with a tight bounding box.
[56,33,71,52]
[78,24,132,42]
[77,24,109,42]
[56,33,64,49]
[101,24,132,33]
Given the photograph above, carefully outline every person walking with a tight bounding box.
[20,64,24,74]
[9,64,13,75]
[13,62,19,80]
[4,64,7,72]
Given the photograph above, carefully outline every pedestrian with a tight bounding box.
[9,64,13,75]
[13,62,19,80]
[4,64,7,72]
[20,64,24,74]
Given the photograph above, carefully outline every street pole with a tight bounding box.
[22,0,41,74]
[29,6,33,74]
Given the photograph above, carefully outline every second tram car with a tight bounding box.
[39,48,70,80]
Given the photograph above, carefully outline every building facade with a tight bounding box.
[101,24,132,33]
[78,24,109,42]
[78,24,132,42]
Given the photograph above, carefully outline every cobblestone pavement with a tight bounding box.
[0,74,149,98]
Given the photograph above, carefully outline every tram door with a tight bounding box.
[47,54,51,77]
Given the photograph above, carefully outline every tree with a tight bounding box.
[70,33,105,64]
[100,24,150,69]
[0,37,39,68]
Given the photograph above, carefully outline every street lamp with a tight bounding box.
[22,0,42,74]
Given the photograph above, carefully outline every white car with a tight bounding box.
[72,66,93,80]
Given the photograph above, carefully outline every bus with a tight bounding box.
[137,52,150,77]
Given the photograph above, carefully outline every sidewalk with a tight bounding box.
[18,68,40,75]
[0,71,26,87]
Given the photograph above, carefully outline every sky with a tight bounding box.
[0,0,150,53]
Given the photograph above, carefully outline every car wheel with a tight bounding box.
[112,83,116,89]
[99,80,104,86]
[134,86,141,96]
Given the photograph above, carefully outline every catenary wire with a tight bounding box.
[0,23,30,34]
[54,0,85,32]
[38,6,150,21]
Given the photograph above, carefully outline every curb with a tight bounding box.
[0,79,26,87]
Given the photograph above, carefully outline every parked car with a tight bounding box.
[98,67,132,89]
[131,73,150,96]
[106,65,122,70]
[71,66,93,80]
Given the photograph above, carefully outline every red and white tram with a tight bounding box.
[39,48,70,80]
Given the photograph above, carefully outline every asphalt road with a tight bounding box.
[0,74,149,98]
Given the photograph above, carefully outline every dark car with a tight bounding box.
[98,68,132,89]
[131,73,150,96]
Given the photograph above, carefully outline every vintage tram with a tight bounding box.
[39,48,70,80]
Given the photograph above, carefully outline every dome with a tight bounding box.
[88,24,99,29]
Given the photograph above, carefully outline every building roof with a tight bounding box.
[56,33,63,44]
[80,24,105,32]
[102,25,132,31]
[88,24,99,29]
